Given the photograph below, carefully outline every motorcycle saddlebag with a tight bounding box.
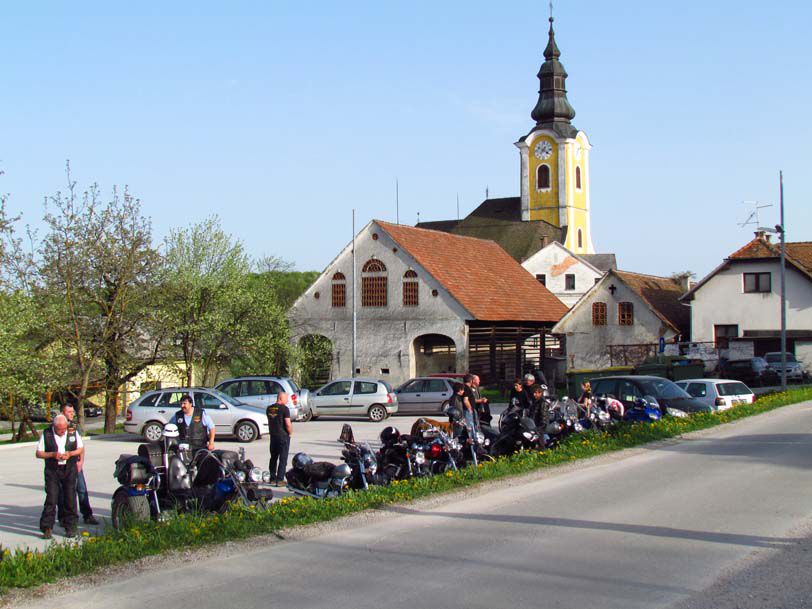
[137,442,164,469]
[115,455,152,485]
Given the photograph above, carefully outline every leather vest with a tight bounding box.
[42,426,78,470]
[174,407,207,450]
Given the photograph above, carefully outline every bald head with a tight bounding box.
[277,391,289,405]
[53,414,68,436]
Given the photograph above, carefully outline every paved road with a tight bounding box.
[0,409,479,551]
[12,401,812,609]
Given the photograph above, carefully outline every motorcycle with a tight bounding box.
[285,452,352,499]
[111,425,274,529]
[624,397,662,423]
[376,427,428,482]
[342,439,380,490]
[490,408,543,457]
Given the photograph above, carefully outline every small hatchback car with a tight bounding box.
[124,387,270,443]
[675,379,755,411]
[308,378,398,421]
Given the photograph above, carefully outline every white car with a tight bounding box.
[675,379,755,411]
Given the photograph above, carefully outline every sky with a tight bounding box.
[1,1,810,279]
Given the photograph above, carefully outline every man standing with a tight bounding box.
[519,374,536,412]
[471,374,492,426]
[529,384,551,433]
[59,404,99,526]
[36,414,83,539]
[173,394,215,453]
[461,374,479,431]
[267,391,293,486]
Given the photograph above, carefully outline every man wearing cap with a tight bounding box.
[36,414,83,539]
[173,394,215,453]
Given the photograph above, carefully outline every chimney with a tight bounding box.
[754,230,771,243]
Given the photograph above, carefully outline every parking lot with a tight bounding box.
[0,407,503,552]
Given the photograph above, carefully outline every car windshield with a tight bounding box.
[638,378,691,399]
[206,388,246,407]
[765,353,797,363]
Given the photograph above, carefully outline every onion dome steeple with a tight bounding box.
[530,15,578,138]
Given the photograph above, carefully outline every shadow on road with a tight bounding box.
[644,433,812,470]
[0,502,109,540]
[382,506,800,550]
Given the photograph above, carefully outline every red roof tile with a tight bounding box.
[614,270,690,336]
[376,220,568,323]
[728,235,812,279]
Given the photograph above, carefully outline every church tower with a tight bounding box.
[515,15,594,255]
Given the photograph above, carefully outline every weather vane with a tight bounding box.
[549,1,554,21]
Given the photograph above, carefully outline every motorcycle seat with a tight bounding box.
[303,461,336,481]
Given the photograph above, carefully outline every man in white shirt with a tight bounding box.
[36,414,84,539]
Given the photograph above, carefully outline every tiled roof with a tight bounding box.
[614,270,690,336]
[580,253,617,272]
[728,235,812,278]
[376,221,568,323]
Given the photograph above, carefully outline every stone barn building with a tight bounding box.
[289,220,568,387]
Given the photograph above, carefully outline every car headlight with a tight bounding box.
[235,471,247,483]
[414,451,426,464]
[249,467,262,483]
[262,471,272,484]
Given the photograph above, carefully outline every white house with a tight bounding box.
[288,220,568,387]
[521,240,616,307]
[552,269,690,370]
[680,232,812,368]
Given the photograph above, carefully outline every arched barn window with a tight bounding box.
[403,270,419,306]
[361,259,387,307]
[331,272,346,308]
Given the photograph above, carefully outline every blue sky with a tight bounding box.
[1,1,809,278]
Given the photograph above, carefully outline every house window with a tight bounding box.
[577,229,583,249]
[536,274,546,286]
[361,259,387,307]
[592,302,607,326]
[714,324,738,349]
[331,272,346,308]
[618,302,634,326]
[565,274,576,290]
[536,164,551,190]
[743,272,771,293]
[402,270,419,306]
[575,166,582,190]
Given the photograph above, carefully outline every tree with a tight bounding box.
[161,216,252,386]
[33,164,165,432]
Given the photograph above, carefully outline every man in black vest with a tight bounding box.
[173,394,215,453]
[267,391,293,485]
[36,414,83,539]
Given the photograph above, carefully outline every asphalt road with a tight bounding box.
[11,401,812,609]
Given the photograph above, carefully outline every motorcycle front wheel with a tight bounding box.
[111,489,153,529]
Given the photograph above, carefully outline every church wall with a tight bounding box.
[525,131,560,226]
[521,243,603,308]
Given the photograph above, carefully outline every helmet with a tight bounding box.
[446,406,462,422]
[162,423,179,438]
[380,426,400,444]
[292,452,313,470]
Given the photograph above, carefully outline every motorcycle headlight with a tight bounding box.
[476,432,485,444]
[235,471,247,483]
[414,451,426,464]
[522,431,534,440]
[368,464,377,475]
[574,422,584,432]
[448,439,460,450]
[249,467,262,483]
[262,471,272,484]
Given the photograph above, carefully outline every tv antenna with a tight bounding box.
[739,200,772,229]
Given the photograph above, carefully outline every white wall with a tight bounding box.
[553,276,677,370]
[288,222,471,386]
[690,261,812,343]
[522,243,602,308]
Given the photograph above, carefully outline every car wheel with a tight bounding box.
[368,404,387,422]
[235,421,259,443]
[143,422,163,442]
[300,408,313,423]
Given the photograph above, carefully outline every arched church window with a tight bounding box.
[331,272,346,308]
[536,164,551,190]
[575,166,582,190]
[577,229,583,249]
[361,259,387,307]
[402,270,418,307]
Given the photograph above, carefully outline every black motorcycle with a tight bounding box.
[285,452,353,499]
[376,427,428,482]
[111,437,274,529]
[490,408,543,457]
[342,441,380,490]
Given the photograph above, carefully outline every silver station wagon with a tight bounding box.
[124,387,270,443]
[308,378,398,422]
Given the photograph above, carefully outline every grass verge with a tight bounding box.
[1,387,810,594]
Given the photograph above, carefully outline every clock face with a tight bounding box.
[534,140,553,160]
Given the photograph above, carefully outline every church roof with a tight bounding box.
[376,220,568,324]
[414,219,461,233]
[580,253,617,272]
[441,197,564,262]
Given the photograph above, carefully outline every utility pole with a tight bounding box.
[779,171,787,391]
[352,209,357,379]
